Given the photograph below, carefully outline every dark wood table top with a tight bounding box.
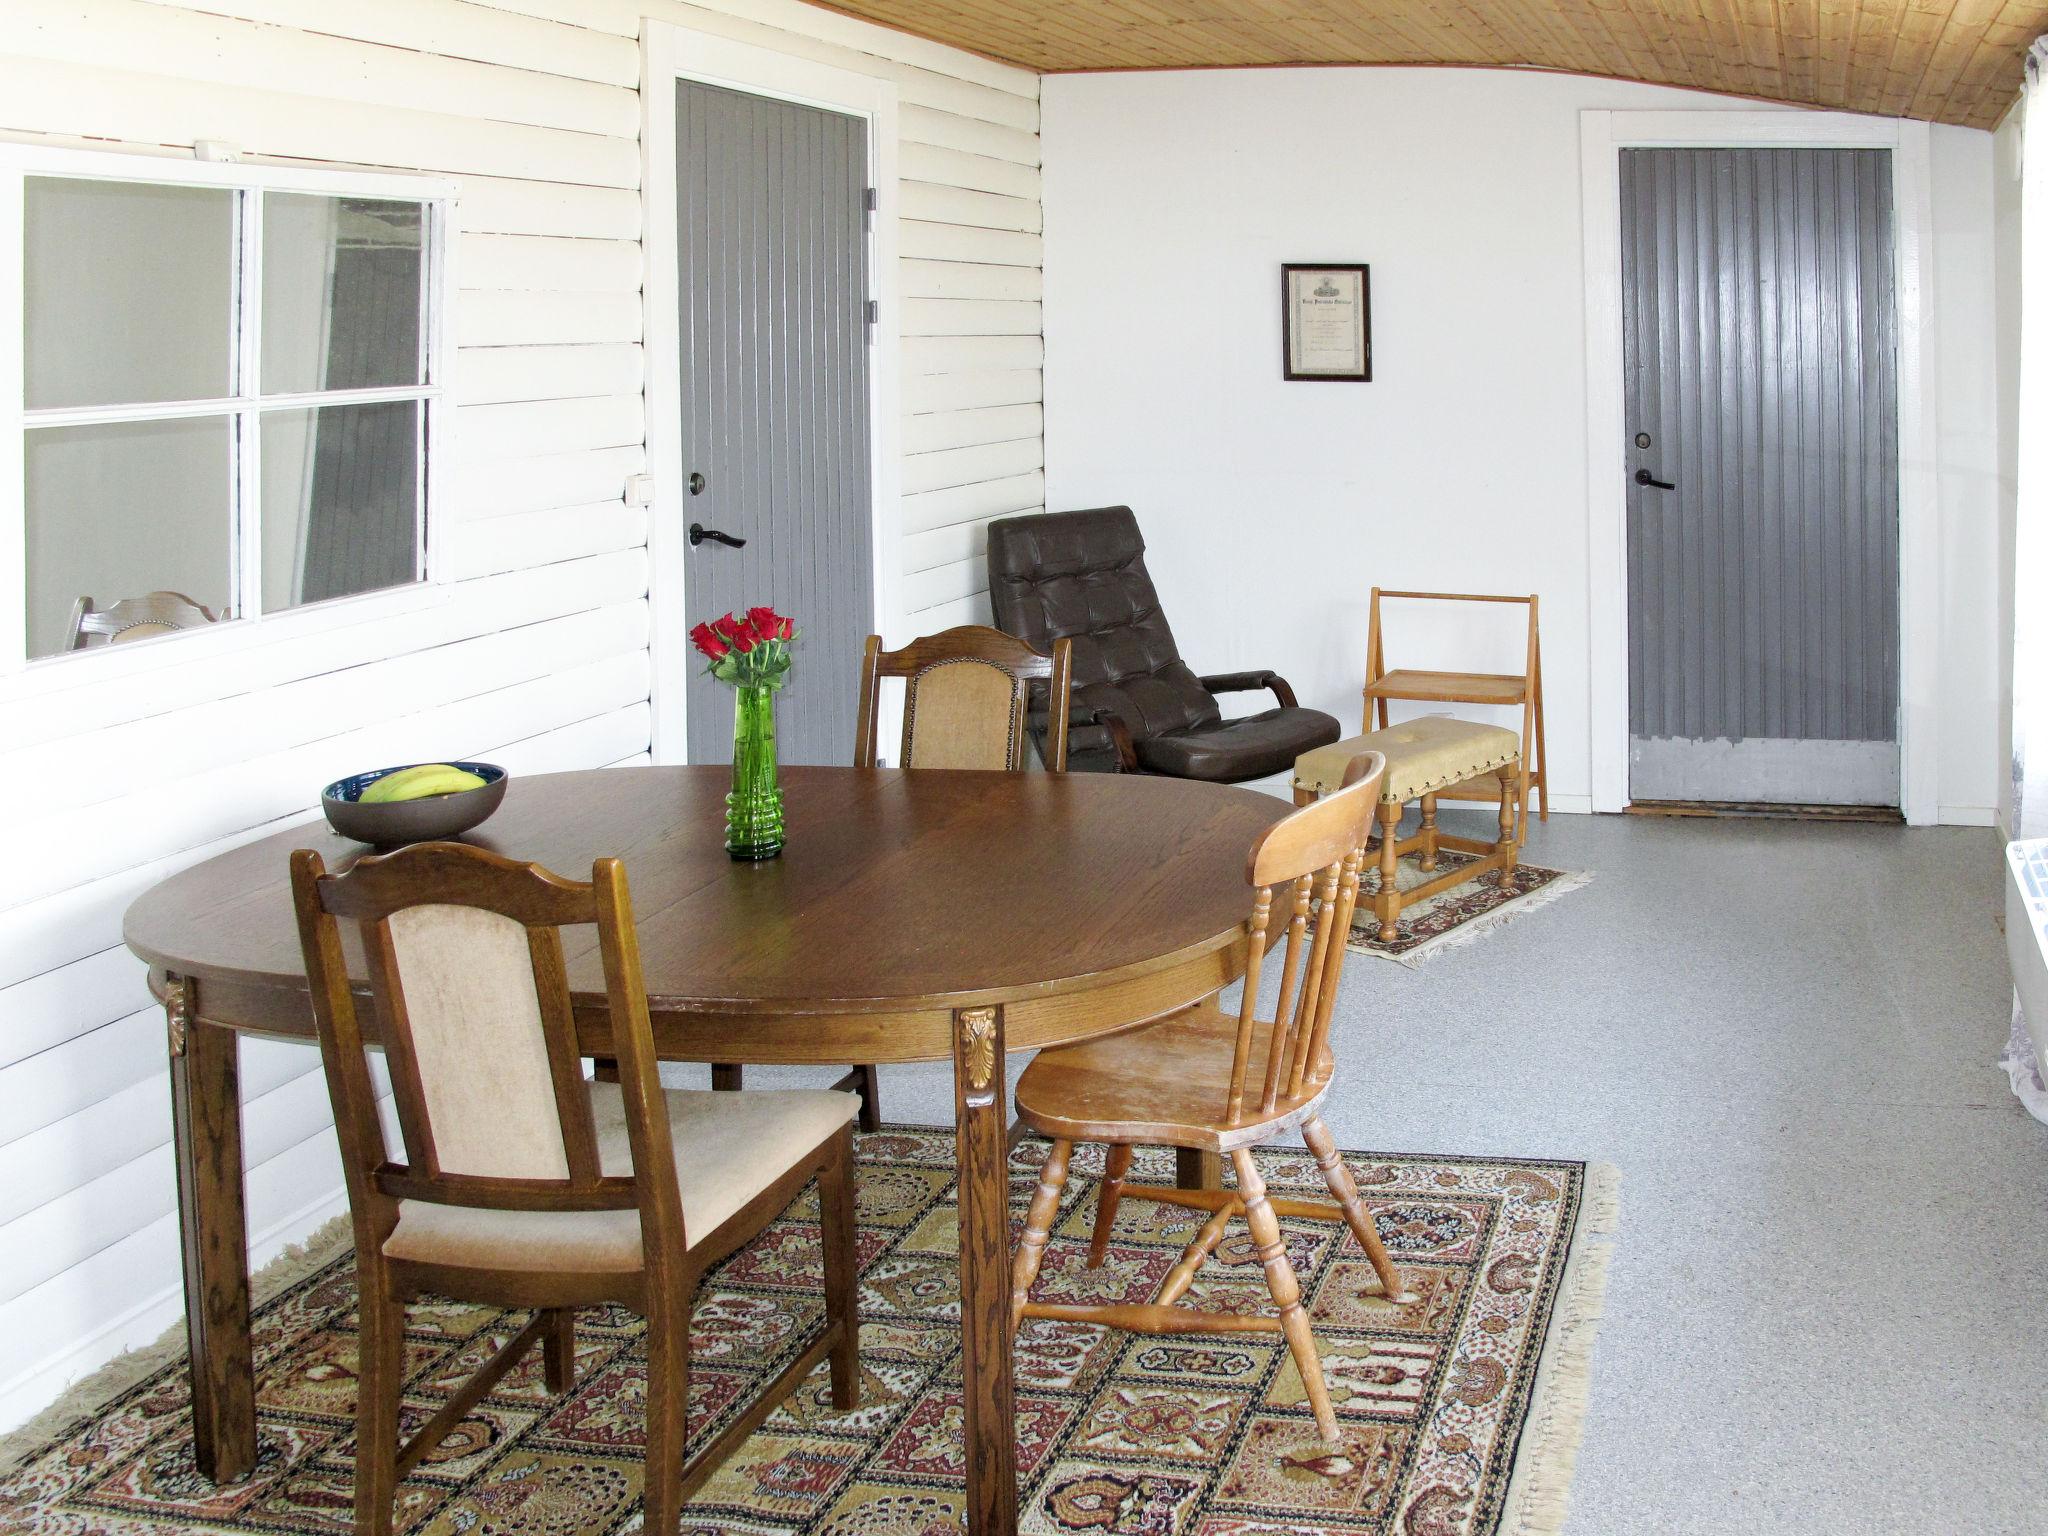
[126,766,1285,1040]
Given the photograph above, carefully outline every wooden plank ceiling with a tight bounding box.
[814,0,2041,130]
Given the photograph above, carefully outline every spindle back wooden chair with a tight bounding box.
[291,841,858,1536]
[1009,752,1412,1443]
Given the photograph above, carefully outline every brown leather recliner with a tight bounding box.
[986,506,1341,780]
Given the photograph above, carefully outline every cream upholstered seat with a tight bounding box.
[1293,716,1524,944]
[1293,713,1520,804]
[385,1084,855,1272]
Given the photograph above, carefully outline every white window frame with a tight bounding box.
[0,144,457,679]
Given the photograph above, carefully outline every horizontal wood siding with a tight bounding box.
[0,0,1039,1426]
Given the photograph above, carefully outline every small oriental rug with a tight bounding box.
[1348,852,1593,968]
[0,1132,1617,1536]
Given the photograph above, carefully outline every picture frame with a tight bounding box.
[1282,263,1372,382]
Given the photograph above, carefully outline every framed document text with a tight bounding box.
[1282,263,1372,381]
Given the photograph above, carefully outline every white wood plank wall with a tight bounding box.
[0,0,1041,1427]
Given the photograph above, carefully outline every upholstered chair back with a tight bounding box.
[1224,754,1384,1127]
[855,625,1075,772]
[291,842,683,1248]
[985,507,1221,762]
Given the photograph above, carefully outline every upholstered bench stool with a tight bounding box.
[1293,715,1523,942]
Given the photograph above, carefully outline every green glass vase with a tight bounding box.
[725,682,785,860]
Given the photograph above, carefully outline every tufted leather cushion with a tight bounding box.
[987,508,1221,762]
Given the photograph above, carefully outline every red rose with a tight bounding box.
[774,615,794,640]
[747,605,781,636]
[711,612,740,642]
[689,621,729,660]
[729,618,759,653]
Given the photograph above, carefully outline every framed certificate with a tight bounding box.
[1282,263,1372,381]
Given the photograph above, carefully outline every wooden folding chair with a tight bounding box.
[1363,588,1545,843]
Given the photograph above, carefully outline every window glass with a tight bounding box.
[261,195,425,395]
[23,178,233,409]
[259,401,421,612]
[24,418,234,658]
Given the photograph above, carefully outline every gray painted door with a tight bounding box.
[1621,148,1900,806]
[676,79,873,766]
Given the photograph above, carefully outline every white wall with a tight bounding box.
[1042,67,2007,821]
[1994,104,2024,837]
[0,0,1039,1430]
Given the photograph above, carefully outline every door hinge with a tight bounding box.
[865,297,879,338]
[864,186,877,228]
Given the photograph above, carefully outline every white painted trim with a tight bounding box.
[640,21,902,765]
[0,141,457,201]
[1579,109,1940,824]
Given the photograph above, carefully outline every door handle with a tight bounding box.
[689,523,746,549]
[1633,468,1675,491]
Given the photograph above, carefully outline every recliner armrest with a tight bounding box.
[1093,708,1140,773]
[1027,703,1139,772]
[1199,670,1301,710]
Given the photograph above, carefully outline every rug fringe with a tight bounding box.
[0,1212,355,1475]
[1366,868,1595,970]
[1495,1161,1621,1536]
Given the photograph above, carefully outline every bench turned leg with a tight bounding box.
[1418,794,1439,870]
[1376,801,1403,941]
[1496,766,1520,885]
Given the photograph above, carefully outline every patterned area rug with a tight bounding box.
[1348,851,1592,968]
[0,1131,1617,1536]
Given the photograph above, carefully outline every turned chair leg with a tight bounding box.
[1302,1116,1415,1303]
[1418,794,1439,870]
[354,1290,405,1536]
[1089,1144,1134,1268]
[819,1126,861,1409]
[641,1290,692,1536]
[1010,1138,1071,1334]
[1234,1148,1339,1443]
[541,1308,576,1393]
[1495,766,1520,886]
[1376,801,1403,942]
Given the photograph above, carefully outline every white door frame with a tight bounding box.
[1579,109,1938,823]
[641,21,901,764]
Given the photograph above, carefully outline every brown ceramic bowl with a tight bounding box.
[320,762,509,847]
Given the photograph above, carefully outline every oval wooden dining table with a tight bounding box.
[124,763,1286,1533]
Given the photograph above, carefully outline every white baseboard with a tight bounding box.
[0,1187,350,1435]
[1939,805,1999,827]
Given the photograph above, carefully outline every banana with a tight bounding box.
[360,763,488,804]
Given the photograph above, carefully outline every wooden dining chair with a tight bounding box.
[712,625,1078,1131]
[290,841,859,1536]
[1007,752,1409,1444]
[65,590,217,649]
[854,623,1077,774]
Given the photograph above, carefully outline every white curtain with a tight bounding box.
[2005,38,2048,1120]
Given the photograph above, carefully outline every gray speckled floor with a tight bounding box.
[696,810,2048,1533]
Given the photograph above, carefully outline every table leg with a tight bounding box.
[953,1005,1017,1533]
[1176,1147,1223,1190]
[167,981,256,1482]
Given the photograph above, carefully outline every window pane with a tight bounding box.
[24,179,234,409]
[262,195,426,395]
[260,402,421,612]
[24,418,234,659]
